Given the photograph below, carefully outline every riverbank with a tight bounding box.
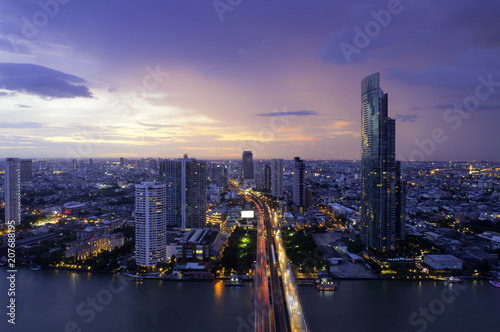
[6,265,485,284]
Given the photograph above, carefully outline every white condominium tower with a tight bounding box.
[135,182,167,267]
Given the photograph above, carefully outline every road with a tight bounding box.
[254,202,271,332]
[248,192,310,332]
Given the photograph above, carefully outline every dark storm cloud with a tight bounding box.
[0,63,92,99]
[257,110,318,117]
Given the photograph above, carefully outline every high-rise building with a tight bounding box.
[293,157,306,209]
[255,162,270,191]
[208,163,229,188]
[264,164,271,191]
[242,151,254,180]
[305,187,313,208]
[20,159,32,184]
[360,72,405,252]
[5,158,20,225]
[119,157,125,167]
[160,154,207,230]
[135,182,167,267]
[72,159,77,171]
[271,158,284,198]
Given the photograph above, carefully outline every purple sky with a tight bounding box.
[0,0,499,161]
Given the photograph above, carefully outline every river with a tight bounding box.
[1,268,499,332]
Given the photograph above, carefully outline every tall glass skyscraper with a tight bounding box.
[361,73,405,252]
[160,154,207,230]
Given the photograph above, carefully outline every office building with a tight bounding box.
[255,162,271,191]
[20,159,32,184]
[264,164,271,191]
[242,151,254,180]
[293,157,306,211]
[160,154,207,230]
[360,72,405,252]
[271,158,284,198]
[208,163,229,188]
[135,182,167,267]
[5,158,21,225]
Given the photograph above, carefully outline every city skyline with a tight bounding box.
[0,1,499,161]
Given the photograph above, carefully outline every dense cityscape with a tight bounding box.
[2,1,500,331]
[1,76,500,331]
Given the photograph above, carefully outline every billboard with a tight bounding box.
[241,210,255,218]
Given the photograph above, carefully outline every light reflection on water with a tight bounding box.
[2,269,500,332]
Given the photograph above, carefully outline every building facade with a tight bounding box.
[242,151,254,180]
[5,158,20,225]
[255,162,271,191]
[271,158,284,198]
[135,182,167,267]
[360,72,405,252]
[160,154,207,230]
[423,254,462,270]
[20,159,32,184]
[293,157,306,210]
[208,163,229,188]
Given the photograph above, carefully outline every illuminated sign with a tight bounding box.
[241,210,254,218]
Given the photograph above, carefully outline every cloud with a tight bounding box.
[410,104,498,112]
[257,110,318,117]
[332,131,360,137]
[395,114,418,122]
[0,63,93,99]
[333,120,353,128]
[0,121,44,128]
[137,122,179,130]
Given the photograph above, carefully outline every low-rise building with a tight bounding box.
[423,254,462,270]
